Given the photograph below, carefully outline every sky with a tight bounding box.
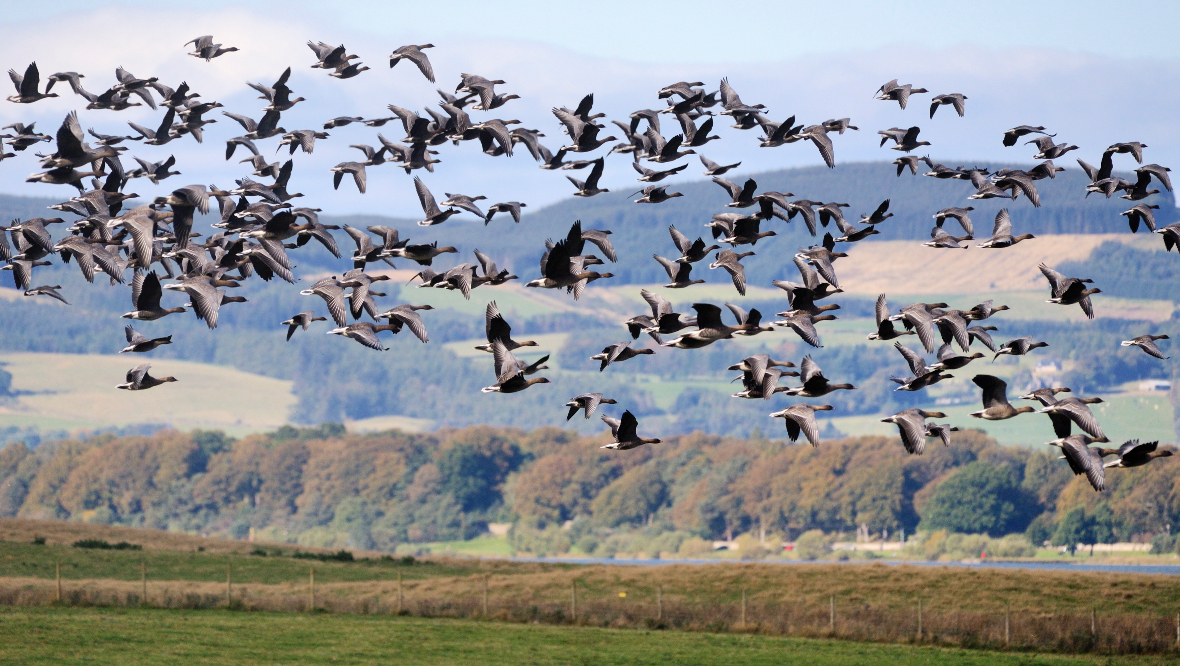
[1,1,1178,217]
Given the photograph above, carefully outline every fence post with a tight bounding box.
[1091,607,1096,637]
[482,575,489,616]
[741,589,747,625]
[225,563,232,608]
[309,567,315,613]
[657,586,663,622]
[1175,612,1179,647]
[570,580,577,622]
[55,560,61,603]
[829,595,835,633]
[917,598,923,641]
[1005,604,1010,647]
[141,561,147,606]
[396,572,402,614]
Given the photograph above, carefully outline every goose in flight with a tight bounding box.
[1049,434,1108,492]
[567,157,608,197]
[388,44,435,82]
[482,340,550,394]
[120,325,172,353]
[929,93,966,118]
[7,62,59,103]
[565,393,617,420]
[1121,334,1170,359]
[874,79,927,109]
[1039,263,1099,319]
[1101,440,1173,469]
[770,404,833,447]
[413,177,459,226]
[185,36,239,61]
[601,411,661,450]
[122,271,187,321]
[282,312,326,341]
[970,375,1035,420]
[591,341,655,371]
[1003,125,1051,147]
[977,209,1034,248]
[881,409,946,455]
[116,364,177,390]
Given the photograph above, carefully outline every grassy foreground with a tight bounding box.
[0,606,1171,666]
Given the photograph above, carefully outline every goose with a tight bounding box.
[795,234,846,288]
[725,303,773,337]
[993,336,1048,360]
[699,155,740,176]
[822,118,858,134]
[890,127,930,153]
[1048,434,1108,491]
[662,303,760,349]
[482,340,550,394]
[439,193,487,222]
[784,355,855,397]
[591,341,655,371]
[279,130,328,155]
[1039,263,1100,319]
[375,304,433,343]
[921,157,964,179]
[0,258,50,291]
[633,185,683,204]
[119,325,172,353]
[925,423,959,448]
[1106,141,1147,163]
[1039,397,1106,439]
[732,365,792,400]
[868,294,916,342]
[893,155,919,176]
[874,79,927,109]
[185,35,239,61]
[965,301,1009,321]
[1020,386,1073,406]
[1122,164,1173,201]
[470,249,516,288]
[330,62,370,79]
[3,122,51,150]
[1121,203,1160,233]
[887,302,946,353]
[130,156,180,185]
[388,44,435,82]
[600,410,661,450]
[163,276,238,329]
[728,354,796,376]
[669,225,719,264]
[717,77,765,116]
[834,215,880,243]
[25,166,101,193]
[411,177,460,226]
[567,157,608,197]
[932,344,983,370]
[122,271,187,321]
[881,409,946,455]
[993,171,1042,207]
[300,276,350,326]
[977,209,1034,248]
[970,375,1035,420]
[1002,125,1051,147]
[116,364,177,390]
[1025,135,1077,161]
[1121,334,1170,359]
[817,202,850,229]
[486,202,525,224]
[23,285,68,304]
[527,239,613,298]
[1101,440,1173,469]
[713,177,760,207]
[658,81,704,99]
[39,112,125,170]
[929,93,967,118]
[757,114,804,147]
[281,312,326,341]
[566,393,617,420]
[475,301,537,353]
[773,311,837,348]
[7,62,58,103]
[924,226,970,249]
[222,109,285,141]
[718,216,775,246]
[329,162,366,194]
[653,254,704,288]
[327,322,396,350]
[709,249,753,295]
[627,289,694,342]
[967,325,999,352]
[797,125,836,168]
[633,161,687,182]
[890,342,951,392]
[770,404,834,446]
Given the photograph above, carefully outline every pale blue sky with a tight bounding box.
[2,2,1178,215]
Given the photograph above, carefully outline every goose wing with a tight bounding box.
[972,374,1010,409]
[641,289,672,318]
[388,308,429,343]
[788,407,821,447]
[124,324,147,345]
[414,177,442,217]
[668,225,691,254]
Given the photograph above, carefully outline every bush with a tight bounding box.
[1025,513,1055,547]
[72,539,141,551]
[292,549,355,562]
[31,536,45,545]
[677,537,713,558]
[793,530,830,560]
[1150,533,1177,555]
[988,534,1036,558]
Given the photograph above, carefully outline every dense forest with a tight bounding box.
[0,424,1174,555]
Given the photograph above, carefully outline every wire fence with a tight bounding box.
[1,568,1178,656]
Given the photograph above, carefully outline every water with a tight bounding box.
[509,556,1180,575]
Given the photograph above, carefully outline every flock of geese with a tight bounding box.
[1,38,1175,487]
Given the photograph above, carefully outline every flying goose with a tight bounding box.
[486,202,525,224]
[185,35,239,61]
[1039,263,1099,319]
[709,249,753,295]
[566,393,617,420]
[924,226,970,249]
[475,301,537,353]
[632,185,683,204]
[23,285,67,304]
[970,375,1035,420]
[1049,434,1108,491]
[653,254,704,288]
[7,62,59,103]
[1003,125,1050,147]
[699,155,740,176]
[388,44,435,82]
[931,343,983,370]
[1121,334,1170,359]
[567,157,608,197]
[122,271,186,321]
[591,341,655,371]
[1101,440,1173,469]
[1121,203,1160,233]
[413,177,459,226]
[890,342,951,392]
[881,409,946,455]
[1039,397,1106,439]
[662,303,764,349]
[873,79,927,109]
[890,127,930,153]
[282,312,326,341]
[327,322,397,350]
[116,364,177,390]
[925,423,959,448]
[929,93,966,118]
[601,411,661,450]
[375,304,434,343]
[783,355,855,397]
[773,311,838,348]
[867,294,916,342]
[482,339,550,394]
[976,209,1034,248]
[163,276,237,329]
[993,336,1048,360]
[120,325,172,353]
[770,404,833,446]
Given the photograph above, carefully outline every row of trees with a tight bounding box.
[0,424,1175,551]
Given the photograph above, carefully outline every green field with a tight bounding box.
[1,607,1174,666]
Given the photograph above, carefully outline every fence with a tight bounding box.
[2,566,1179,656]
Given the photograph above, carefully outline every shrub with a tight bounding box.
[31,536,45,545]
[677,537,713,558]
[1150,533,1177,555]
[292,549,354,562]
[72,539,141,550]
[793,530,830,560]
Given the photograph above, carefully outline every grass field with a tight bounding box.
[7,607,1173,666]
[0,353,296,436]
